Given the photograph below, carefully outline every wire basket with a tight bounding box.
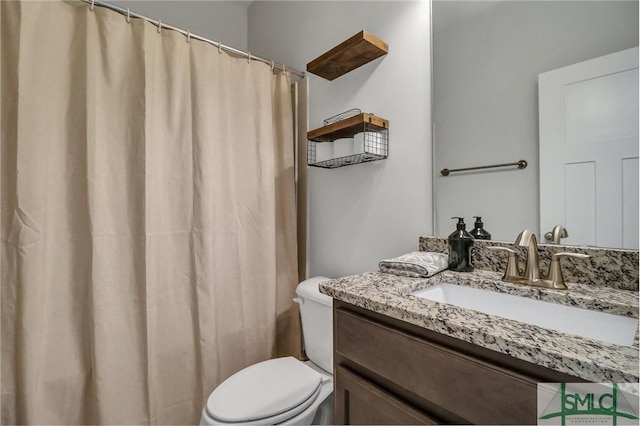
[307,112,388,169]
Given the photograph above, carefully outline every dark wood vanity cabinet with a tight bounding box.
[333,300,584,425]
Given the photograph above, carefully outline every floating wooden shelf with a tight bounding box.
[307,113,389,169]
[307,30,389,81]
[307,113,388,142]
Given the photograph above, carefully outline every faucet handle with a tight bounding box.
[487,246,520,280]
[545,252,590,289]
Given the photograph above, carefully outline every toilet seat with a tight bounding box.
[205,357,322,424]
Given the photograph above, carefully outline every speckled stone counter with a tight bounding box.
[420,236,639,291]
[319,270,639,383]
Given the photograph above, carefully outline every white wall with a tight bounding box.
[433,0,639,241]
[108,0,250,50]
[248,1,433,278]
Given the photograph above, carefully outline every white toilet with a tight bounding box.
[200,277,334,425]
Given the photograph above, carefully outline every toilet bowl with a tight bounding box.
[200,277,334,425]
[200,357,333,425]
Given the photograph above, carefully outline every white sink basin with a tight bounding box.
[412,283,638,347]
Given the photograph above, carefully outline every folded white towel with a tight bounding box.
[379,251,448,278]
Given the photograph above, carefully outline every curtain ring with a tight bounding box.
[157,20,162,33]
[186,30,191,43]
[218,42,223,54]
[90,0,94,11]
[126,9,131,23]
[247,52,251,64]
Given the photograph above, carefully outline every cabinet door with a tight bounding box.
[334,365,438,425]
[335,307,540,424]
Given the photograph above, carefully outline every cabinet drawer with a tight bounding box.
[335,365,438,425]
[335,308,539,424]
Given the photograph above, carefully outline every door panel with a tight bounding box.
[565,162,596,245]
[564,68,638,145]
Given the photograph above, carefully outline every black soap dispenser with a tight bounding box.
[470,216,491,240]
[448,217,474,272]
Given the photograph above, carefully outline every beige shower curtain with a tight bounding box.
[1,1,299,424]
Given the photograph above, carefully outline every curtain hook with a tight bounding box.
[157,20,162,33]
[218,42,223,54]
[126,8,131,23]
[187,30,191,43]
[90,0,94,11]
[247,52,251,64]
[271,60,275,72]
[282,64,286,75]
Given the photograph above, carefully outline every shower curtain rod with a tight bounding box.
[79,0,305,78]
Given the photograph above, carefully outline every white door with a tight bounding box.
[539,47,639,249]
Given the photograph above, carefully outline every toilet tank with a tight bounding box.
[295,277,333,373]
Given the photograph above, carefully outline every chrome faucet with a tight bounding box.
[488,230,589,290]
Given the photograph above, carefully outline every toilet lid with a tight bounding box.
[206,356,322,423]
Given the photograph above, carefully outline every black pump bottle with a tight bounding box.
[470,216,491,240]
[448,217,474,272]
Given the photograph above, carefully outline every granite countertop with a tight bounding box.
[319,270,639,383]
